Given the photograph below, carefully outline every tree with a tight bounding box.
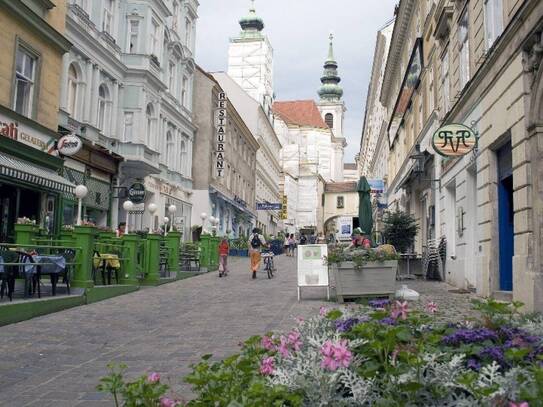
[382,210,419,253]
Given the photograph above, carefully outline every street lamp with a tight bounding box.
[75,185,88,226]
[210,216,219,235]
[168,204,177,232]
[409,144,441,189]
[148,203,158,232]
[123,200,134,233]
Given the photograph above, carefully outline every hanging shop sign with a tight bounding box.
[279,195,288,219]
[57,134,83,156]
[128,182,146,204]
[216,92,227,177]
[432,123,477,157]
[368,179,385,194]
[256,202,282,210]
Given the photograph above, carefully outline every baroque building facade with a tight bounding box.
[363,0,543,312]
[60,0,198,237]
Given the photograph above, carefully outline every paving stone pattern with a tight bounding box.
[0,254,479,406]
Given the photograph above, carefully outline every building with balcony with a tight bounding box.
[0,0,74,241]
[192,66,259,238]
[59,0,198,236]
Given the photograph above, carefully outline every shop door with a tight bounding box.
[0,185,16,242]
[497,143,514,291]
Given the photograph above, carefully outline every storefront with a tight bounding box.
[0,108,75,241]
[210,187,256,238]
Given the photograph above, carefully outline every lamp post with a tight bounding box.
[200,212,207,231]
[75,185,88,226]
[210,216,219,236]
[168,204,177,232]
[147,203,157,232]
[163,217,169,235]
[123,200,134,233]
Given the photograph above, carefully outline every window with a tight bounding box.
[74,0,88,12]
[103,0,114,34]
[180,139,186,174]
[325,113,334,128]
[146,104,154,148]
[181,76,188,106]
[484,0,503,50]
[172,1,180,31]
[185,18,191,47]
[13,46,37,117]
[168,61,176,91]
[97,84,110,131]
[166,131,175,168]
[67,64,78,116]
[150,20,160,56]
[458,8,470,88]
[123,112,133,142]
[337,196,344,209]
[127,20,139,53]
[441,48,450,113]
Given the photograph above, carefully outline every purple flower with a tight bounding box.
[379,317,397,326]
[260,356,275,375]
[479,346,505,365]
[160,398,180,407]
[335,317,368,333]
[442,328,498,345]
[287,330,303,352]
[369,299,390,309]
[261,335,275,351]
[320,340,352,371]
[147,372,160,383]
[278,335,290,358]
[467,358,481,371]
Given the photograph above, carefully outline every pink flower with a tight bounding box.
[391,301,409,320]
[260,356,275,375]
[426,301,438,314]
[278,335,290,358]
[509,402,529,407]
[319,306,328,316]
[295,316,305,324]
[261,335,275,351]
[160,397,179,407]
[147,372,160,383]
[320,340,352,371]
[287,330,302,352]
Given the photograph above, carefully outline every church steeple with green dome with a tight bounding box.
[318,33,343,101]
[239,0,264,35]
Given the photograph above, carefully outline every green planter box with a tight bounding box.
[14,223,39,245]
[332,261,398,303]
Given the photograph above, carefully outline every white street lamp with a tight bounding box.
[123,200,134,233]
[75,185,88,226]
[168,204,177,232]
[147,203,158,233]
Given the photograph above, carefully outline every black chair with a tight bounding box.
[0,248,20,301]
[41,248,75,295]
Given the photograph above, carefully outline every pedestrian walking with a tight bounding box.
[299,233,307,246]
[248,228,267,279]
[218,238,229,277]
[288,233,296,256]
[283,234,289,254]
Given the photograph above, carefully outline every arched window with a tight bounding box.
[146,104,154,148]
[325,113,334,128]
[166,131,175,168]
[67,64,79,117]
[97,84,110,131]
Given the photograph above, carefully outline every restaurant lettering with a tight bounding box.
[0,121,18,140]
[0,113,56,154]
[432,123,477,157]
[216,92,227,177]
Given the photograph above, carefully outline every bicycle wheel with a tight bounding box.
[267,264,273,279]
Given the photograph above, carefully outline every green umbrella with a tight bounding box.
[357,176,373,237]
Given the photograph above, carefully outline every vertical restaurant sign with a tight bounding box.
[216,92,227,177]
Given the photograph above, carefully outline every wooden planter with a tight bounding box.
[332,261,398,303]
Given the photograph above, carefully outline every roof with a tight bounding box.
[272,100,328,129]
[344,163,357,170]
[324,181,358,193]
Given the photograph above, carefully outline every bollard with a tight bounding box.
[72,225,96,288]
[165,231,181,277]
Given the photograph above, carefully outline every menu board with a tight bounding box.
[297,244,329,287]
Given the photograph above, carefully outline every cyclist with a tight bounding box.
[248,228,267,279]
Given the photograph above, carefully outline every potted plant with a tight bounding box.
[382,210,419,253]
[326,245,399,303]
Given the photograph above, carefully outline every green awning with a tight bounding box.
[0,152,75,194]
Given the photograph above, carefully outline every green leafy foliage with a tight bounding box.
[382,210,419,253]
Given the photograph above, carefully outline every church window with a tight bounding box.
[325,113,334,128]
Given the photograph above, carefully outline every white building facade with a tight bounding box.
[59,0,198,237]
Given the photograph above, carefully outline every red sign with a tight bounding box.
[0,121,18,141]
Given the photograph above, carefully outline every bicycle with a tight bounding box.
[261,251,275,279]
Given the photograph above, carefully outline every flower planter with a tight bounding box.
[332,260,398,303]
[239,249,249,257]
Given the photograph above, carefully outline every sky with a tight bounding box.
[195,0,398,163]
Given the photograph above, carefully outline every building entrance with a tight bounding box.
[497,142,514,291]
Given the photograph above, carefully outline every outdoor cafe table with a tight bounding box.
[24,255,66,297]
[93,253,121,285]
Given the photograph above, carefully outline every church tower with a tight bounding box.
[317,34,346,181]
[317,34,346,140]
[228,0,274,121]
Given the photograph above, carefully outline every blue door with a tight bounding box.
[497,143,513,291]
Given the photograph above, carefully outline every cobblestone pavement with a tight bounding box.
[0,255,480,406]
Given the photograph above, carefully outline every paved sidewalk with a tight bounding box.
[0,255,328,406]
[0,254,479,406]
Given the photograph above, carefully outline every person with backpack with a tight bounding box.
[299,234,307,246]
[248,227,267,279]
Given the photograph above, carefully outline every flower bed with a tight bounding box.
[99,299,543,406]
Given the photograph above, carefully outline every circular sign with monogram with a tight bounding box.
[432,124,477,157]
[127,182,146,204]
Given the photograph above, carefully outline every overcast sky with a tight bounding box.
[195,0,398,163]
